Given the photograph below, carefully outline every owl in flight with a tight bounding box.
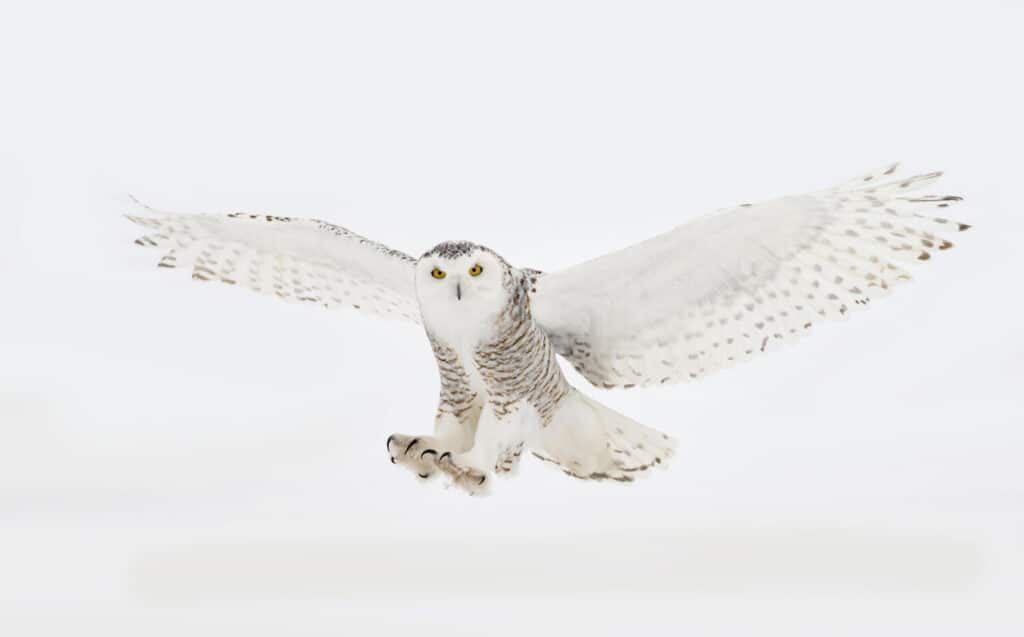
[127,164,969,494]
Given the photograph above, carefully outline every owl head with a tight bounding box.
[415,241,513,334]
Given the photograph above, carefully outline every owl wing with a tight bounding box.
[530,164,970,388]
[126,203,421,323]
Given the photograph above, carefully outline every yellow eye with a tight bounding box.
[431,268,446,279]
[469,264,483,277]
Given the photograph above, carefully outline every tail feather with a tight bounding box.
[532,390,676,483]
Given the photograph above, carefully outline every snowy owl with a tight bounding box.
[126,164,969,495]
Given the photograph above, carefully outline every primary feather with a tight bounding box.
[126,203,421,323]
[530,164,970,388]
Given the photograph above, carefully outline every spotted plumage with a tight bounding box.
[126,163,970,495]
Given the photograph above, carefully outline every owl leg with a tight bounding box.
[434,406,529,494]
[494,441,525,476]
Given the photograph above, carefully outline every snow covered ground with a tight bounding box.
[2,1,1022,634]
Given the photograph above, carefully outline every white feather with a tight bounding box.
[531,164,970,388]
[126,202,421,323]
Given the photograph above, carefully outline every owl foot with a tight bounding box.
[386,434,490,495]
[386,433,441,481]
[494,441,524,476]
[436,451,490,496]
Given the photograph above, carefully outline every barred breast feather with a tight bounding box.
[474,271,569,426]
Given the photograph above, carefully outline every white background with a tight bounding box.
[2,1,1022,634]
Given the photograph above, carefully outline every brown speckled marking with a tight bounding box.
[429,335,479,427]
[495,441,524,473]
[128,210,421,322]
[474,268,570,426]
[538,167,969,389]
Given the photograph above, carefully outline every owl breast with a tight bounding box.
[422,299,503,424]
[421,263,570,427]
[471,310,570,426]
[426,306,569,429]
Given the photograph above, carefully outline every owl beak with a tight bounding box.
[456,282,462,301]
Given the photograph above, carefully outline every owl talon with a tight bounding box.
[387,434,447,483]
[404,437,420,455]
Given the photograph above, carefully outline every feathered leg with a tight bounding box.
[438,404,532,495]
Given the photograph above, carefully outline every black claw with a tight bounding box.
[418,472,430,479]
[386,434,396,452]
[420,448,437,460]
[404,438,420,454]
[478,475,486,485]
[390,457,396,464]
[438,451,451,463]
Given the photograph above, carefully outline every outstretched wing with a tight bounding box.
[126,204,421,323]
[531,164,970,388]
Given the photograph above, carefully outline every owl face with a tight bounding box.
[416,242,510,337]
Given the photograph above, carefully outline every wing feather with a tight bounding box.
[127,203,421,323]
[531,165,970,388]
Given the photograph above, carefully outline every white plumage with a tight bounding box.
[531,164,968,387]
[127,203,421,322]
[127,164,969,494]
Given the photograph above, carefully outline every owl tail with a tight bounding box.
[530,389,677,482]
